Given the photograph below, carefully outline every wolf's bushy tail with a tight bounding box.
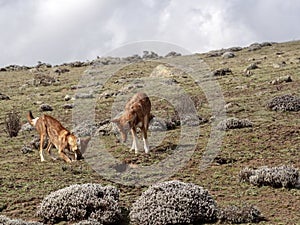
[27,111,35,126]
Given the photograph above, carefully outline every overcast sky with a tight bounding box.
[1,0,300,67]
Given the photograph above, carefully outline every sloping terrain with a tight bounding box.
[0,40,299,224]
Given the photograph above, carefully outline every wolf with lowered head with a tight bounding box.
[112,92,151,154]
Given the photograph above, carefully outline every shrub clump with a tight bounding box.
[5,111,21,137]
[218,204,263,224]
[217,117,252,130]
[36,183,121,224]
[266,94,300,111]
[0,215,42,225]
[239,165,299,188]
[129,180,218,225]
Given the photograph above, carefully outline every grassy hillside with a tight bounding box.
[0,40,299,224]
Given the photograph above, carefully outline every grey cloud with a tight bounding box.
[0,0,300,67]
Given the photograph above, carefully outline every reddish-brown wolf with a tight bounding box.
[27,111,82,163]
[112,92,151,154]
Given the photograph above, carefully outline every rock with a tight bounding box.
[1,65,32,72]
[149,117,167,131]
[224,102,239,110]
[213,68,232,76]
[69,61,86,67]
[0,93,10,100]
[228,46,243,52]
[247,42,273,52]
[273,61,286,68]
[165,51,182,57]
[207,50,224,57]
[35,100,44,105]
[21,145,33,154]
[40,104,53,112]
[181,114,201,126]
[20,122,34,132]
[142,51,160,59]
[244,63,259,73]
[95,56,122,65]
[248,43,262,51]
[244,70,253,77]
[64,94,71,101]
[161,78,179,85]
[72,122,97,137]
[270,75,292,85]
[122,54,143,63]
[62,104,74,109]
[36,62,52,69]
[95,120,112,136]
[99,91,119,99]
[150,64,186,78]
[33,73,57,86]
[54,68,70,74]
[31,136,48,150]
[119,83,144,94]
[59,61,91,67]
[291,57,300,64]
[222,52,235,59]
[247,62,259,70]
[260,42,272,47]
[150,64,173,77]
[74,92,94,99]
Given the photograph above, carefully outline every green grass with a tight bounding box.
[0,40,299,224]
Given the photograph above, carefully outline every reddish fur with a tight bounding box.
[112,92,151,153]
[27,111,81,163]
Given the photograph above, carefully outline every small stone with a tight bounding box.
[64,95,71,101]
[40,104,53,112]
[222,51,235,59]
[0,93,10,100]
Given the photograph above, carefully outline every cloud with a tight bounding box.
[229,0,300,41]
[0,0,299,67]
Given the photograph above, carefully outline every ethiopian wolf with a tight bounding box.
[27,111,81,162]
[112,92,151,154]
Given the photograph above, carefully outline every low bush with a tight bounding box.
[266,94,300,111]
[129,180,218,225]
[239,165,299,188]
[217,117,252,130]
[0,215,42,225]
[218,204,263,224]
[5,111,21,137]
[36,183,121,224]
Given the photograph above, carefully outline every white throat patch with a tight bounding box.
[32,117,39,126]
